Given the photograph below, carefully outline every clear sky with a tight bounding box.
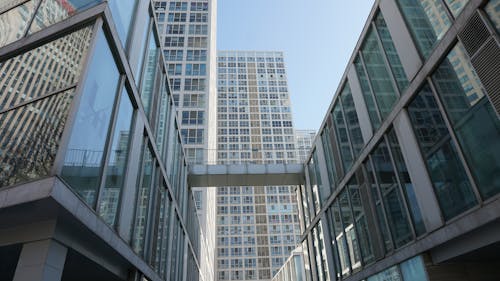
[217,0,375,131]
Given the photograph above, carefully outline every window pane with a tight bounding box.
[341,84,364,158]
[444,0,469,17]
[0,89,74,187]
[374,13,409,92]
[361,28,399,119]
[140,30,159,116]
[0,0,39,48]
[387,129,425,236]
[98,89,134,226]
[396,0,451,58]
[321,130,337,187]
[332,200,351,277]
[432,43,500,199]
[339,190,362,272]
[371,140,413,248]
[400,256,428,281]
[347,175,375,264]
[29,0,102,34]
[407,84,477,220]
[108,0,137,45]
[332,102,353,173]
[485,0,500,34]
[354,57,381,130]
[62,30,120,206]
[132,144,153,255]
[0,26,93,111]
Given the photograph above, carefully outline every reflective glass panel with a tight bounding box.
[387,129,425,236]
[396,0,451,58]
[29,0,102,33]
[400,256,428,281]
[374,13,409,93]
[407,84,477,220]
[0,89,74,187]
[348,174,374,264]
[361,28,399,119]
[432,43,500,199]
[339,190,362,272]
[321,129,337,187]
[332,200,351,277]
[371,140,413,248]
[0,26,93,111]
[332,102,353,173]
[0,0,39,48]
[108,0,137,45]
[62,30,120,206]
[140,30,159,116]
[354,57,381,130]
[132,144,154,255]
[341,83,364,157]
[444,0,469,17]
[99,89,134,226]
[365,159,393,251]
[485,0,500,33]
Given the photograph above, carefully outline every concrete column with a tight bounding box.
[393,110,443,232]
[13,239,68,281]
[347,65,373,143]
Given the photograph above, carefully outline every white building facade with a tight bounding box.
[215,51,302,280]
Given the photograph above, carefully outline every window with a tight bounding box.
[61,30,120,206]
[407,83,477,220]
[396,0,451,57]
[167,64,182,75]
[167,12,186,22]
[164,37,184,47]
[431,42,500,199]
[181,111,204,125]
[184,78,206,91]
[166,24,185,34]
[185,63,207,76]
[181,129,204,144]
[189,13,208,22]
[163,50,183,61]
[187,37,208,48]
[188,24,208,35]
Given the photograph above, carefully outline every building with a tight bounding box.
[272,246,307,281]
[215,51,302,280]
[295,130,316,163]
[0,1,203,280]
[297,0,500,281]
[153,1,218,280]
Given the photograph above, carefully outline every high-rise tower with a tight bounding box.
[215,51,302,280]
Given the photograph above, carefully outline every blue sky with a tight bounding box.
[217,0,375,131]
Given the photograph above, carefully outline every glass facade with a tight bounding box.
[0,1,202,280]
[62,29,121,206]
[396,0,451,58]
[432,42,500,199]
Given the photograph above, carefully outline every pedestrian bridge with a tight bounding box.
[188,163,305,187]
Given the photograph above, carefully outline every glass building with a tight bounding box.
[297,0,500,281]
[0,0,203,280]
[295,130,317,163]
[272,246,307,281]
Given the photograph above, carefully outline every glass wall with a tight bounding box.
[407,83,477,220]
[140,29,159,117]
[99,88,134,226]
[432,42,500,199]
[485,0,500,33]
[0,26,93,187]
[62,29,121,207]
[396,0,451,58]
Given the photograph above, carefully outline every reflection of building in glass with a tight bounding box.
[295,130,316,163]
[271,246,306,281]
[0,1,204,281]
[297,1,500,281]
